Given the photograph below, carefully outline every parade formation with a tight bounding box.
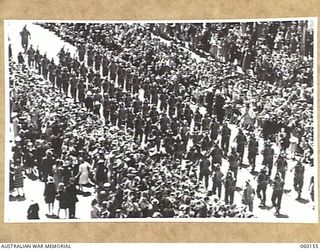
[6,19,316,221]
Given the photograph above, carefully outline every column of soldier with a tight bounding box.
[16,21,314,218]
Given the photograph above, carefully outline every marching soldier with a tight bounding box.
[20,25,31,53]
[224,171,236,205]
[199,154,211,189]
[228,147,239,180]
[290,159,305,200]
[271,172,284,216]
[256,167,269,206]
[275,153,288,180]
[234,129,247,165]
[221,122,231,156]
[262,140,274,176]
[212,164,224,198]
[248,134,259,172]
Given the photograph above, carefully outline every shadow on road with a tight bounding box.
[296,198,310,204]
[259,205,273,210]
[276,213,289,218]
[283,189,291,194]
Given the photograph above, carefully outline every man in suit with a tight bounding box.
[66,178,79,219]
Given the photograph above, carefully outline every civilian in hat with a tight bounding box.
[40,149,55,182]
[13,163,25,197]
[65,177,79,219]
[43,176,57,215]
[56,183,68,219]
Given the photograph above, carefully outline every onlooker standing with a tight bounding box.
[43,176,57,216]
[66,178,79,219]
[14,164,25,197]
[56,183,68,219]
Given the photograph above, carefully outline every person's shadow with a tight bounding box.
[259,205,273,210]
[296,198,310,204]
[276,213,289,218]
[46,214,58,219]
[283,189,291,194]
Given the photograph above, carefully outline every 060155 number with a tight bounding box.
[300,244,319,248]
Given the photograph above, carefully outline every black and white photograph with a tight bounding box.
[4,18,318,222]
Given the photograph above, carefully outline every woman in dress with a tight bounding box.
[76,157,91,192]
[44,176,57,215]
[14,163,25,197]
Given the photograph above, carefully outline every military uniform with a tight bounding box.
[248,136,259,172]
[293,161,305,199]
[256,168,269,206]
[221,124,231,156]
[271,174,284,216]
[224,173,236,204]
